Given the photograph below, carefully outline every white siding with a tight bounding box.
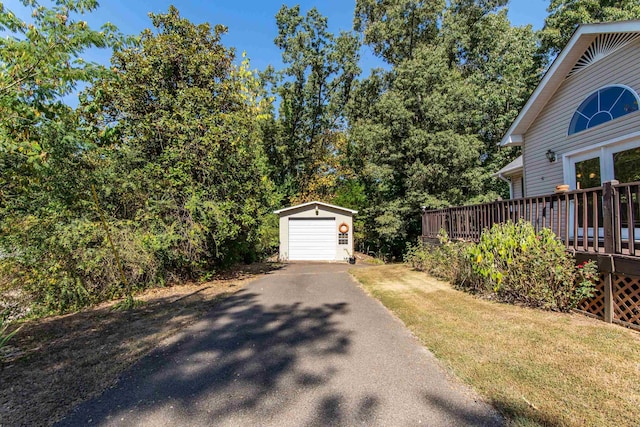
[278,203,355,262]
[524,38,640,196]
[511,174,524,199]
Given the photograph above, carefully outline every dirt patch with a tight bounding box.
[0,263,282,426]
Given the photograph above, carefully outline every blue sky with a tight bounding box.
[5,0,550,90]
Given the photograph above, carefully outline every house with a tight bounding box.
[274,201,357,262]
[499,21,640,196]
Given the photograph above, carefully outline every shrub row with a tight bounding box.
[405,221,598,311]
[0,215,279,319]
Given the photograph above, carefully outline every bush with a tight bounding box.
[405,222,598,312]
[0,219,162,317]
[405,231,469,283]
[463,221,597,311]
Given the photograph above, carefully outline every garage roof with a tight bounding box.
[273,201,358,215]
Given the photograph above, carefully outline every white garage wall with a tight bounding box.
[277,203,355,262]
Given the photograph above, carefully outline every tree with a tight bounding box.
[354,0,444,65]
[348,0,538,256]
[0,0,125,314]
[0,0,120,158]
[348,46,484,254]
[0,5,277,317]
[263,5,360,203]
[540,0,640,57]
[82,6,276,273]
[440,1,539,202]
[0,0,120,218]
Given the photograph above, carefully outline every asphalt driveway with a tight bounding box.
[57,263,502,426]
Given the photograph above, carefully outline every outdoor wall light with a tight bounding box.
[545,149,557,163]
[315,205,319,216]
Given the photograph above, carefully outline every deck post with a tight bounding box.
[602,181,618,254]
[602,181,617,323]
[604,273,614,323]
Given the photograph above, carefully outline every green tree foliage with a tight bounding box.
[0,5,275,316]
[354,0,444,64]
[82,6,276,272]
[0,0,125,314]
[0,0,121,157]
[0,0,118,220]
[540,0,640,57]
[263,5,360,203]
[441,1,540,201]
[349,0,538,256]
[348,52,484,252]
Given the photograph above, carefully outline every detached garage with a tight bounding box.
[274,201,357,262]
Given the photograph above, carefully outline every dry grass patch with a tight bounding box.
[0,263,281,426]
[351,264,640,427]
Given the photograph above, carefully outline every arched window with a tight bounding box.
[568,85,639,135]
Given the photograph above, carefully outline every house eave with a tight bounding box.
[492,155,523,177]
[491,168,523,178]
[501,134,524,147]
[500,20,640,147]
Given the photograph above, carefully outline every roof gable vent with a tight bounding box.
[567,32,640,79]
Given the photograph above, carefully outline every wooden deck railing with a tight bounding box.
[421,180,640,257]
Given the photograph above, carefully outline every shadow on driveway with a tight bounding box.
[58,289,354,426]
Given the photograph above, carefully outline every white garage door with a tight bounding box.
[289,218,336,261]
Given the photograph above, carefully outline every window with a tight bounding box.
[568,85,639,135]
[613,147,640,232]
[613,146,640,183]
[575,157,601,189]
[338,233,348,245]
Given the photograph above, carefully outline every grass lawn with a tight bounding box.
[351,264,640,427]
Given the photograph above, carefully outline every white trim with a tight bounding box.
[507,134,524,145]
[274,201,358,215]
[567,32,640,79]
[562,154,571,187]
[563,130,640,158]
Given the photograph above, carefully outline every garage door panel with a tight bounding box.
[289,219,336,261]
